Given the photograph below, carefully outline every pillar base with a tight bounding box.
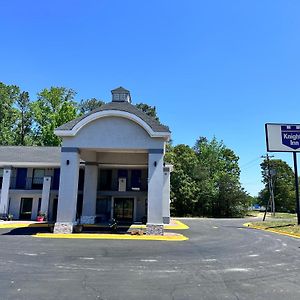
[54,222,73,234]
[80,216,95,224]
[146,223,164,235]
[163,217,170,224]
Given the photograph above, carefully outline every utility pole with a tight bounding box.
[261,154,275,220]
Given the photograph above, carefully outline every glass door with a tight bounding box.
[19,198,33,220]
[113,198,133,223]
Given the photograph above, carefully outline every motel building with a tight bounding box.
[0,87,172,235]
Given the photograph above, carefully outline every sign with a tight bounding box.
[265,123,300,152]
[265,123,300,225]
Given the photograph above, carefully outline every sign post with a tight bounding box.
[293,152,300,225]
[265,124,300,225]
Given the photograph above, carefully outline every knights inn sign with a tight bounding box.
[265,123,300,224]
[265,123,300,152]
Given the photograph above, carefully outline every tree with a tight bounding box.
[31,87,78,146]
[165,144,200,216]
[259,159,295,212]
[193,137,248,217]
[15,91,33,145]
[165,137,249,217]
[0,82,19,145]
[135,103,159,121]
[78,98,104,115]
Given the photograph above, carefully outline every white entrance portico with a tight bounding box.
[53,87,171,235]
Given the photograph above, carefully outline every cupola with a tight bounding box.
[111,86,131,103]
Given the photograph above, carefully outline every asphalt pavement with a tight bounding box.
[0,218,299,300]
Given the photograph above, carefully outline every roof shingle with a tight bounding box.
[56,101,170,133]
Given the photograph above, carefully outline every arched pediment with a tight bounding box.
[55,110,170,139]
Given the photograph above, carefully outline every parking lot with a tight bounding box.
[0,218,299,300]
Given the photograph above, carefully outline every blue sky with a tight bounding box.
[1,0,300,196]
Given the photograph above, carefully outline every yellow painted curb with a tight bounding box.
[130,219,189,230]
[165,220,190,230]
[243,222,300,240]
[0,219,189,230]
[33,233,189,241]
[0,223,49,229]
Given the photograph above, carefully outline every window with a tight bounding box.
[99,169,112,190]
[32,169,45,189]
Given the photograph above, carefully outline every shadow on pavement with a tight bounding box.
[1,224,132,236]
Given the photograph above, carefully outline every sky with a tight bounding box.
[0,0,300,196]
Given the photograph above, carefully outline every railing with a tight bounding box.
[10,177,47,190]
[7,177,147,191]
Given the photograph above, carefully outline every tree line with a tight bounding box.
[0,81,252,217]
[166,138,251,217]
[258,158,296,213]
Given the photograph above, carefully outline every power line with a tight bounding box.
[240,156,261,168]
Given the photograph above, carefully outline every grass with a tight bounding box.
[247,219,300,237]
[246,210,296,219]
[271,212,296,219]
[246,210,261,217]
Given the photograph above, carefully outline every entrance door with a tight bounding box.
[19,198,33,220]
[114,198,134,223]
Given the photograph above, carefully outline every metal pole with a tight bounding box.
[293,152,300,225]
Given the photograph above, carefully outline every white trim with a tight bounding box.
[54,110,170,139]
[98,164,147,169]
[0,162,60,167]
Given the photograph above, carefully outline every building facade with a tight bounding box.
[0,87,172,235]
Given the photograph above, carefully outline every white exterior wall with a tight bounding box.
[8,192,41,220]
[147,152,164,224]
[81,164,98,224]
[40,176,51,215]
[0,168,12,214]
[96,152,148,165]
[162,168,171,224]
[62,117,165,150]
[56,150,80,223]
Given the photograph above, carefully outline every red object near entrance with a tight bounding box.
[37,216,44,222]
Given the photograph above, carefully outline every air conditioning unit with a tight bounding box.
[118,177,126,192]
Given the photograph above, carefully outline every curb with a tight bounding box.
[130,219,189,230]
[0,219,189,230]
[33,233,189,241]
[243,222,300,240]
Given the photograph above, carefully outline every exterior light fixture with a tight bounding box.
[66,160,70,165]
[154,161,157,167]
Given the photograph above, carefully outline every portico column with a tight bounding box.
[54,148,80,234]
[163,166,171,224]
[81,163,98,224]
[0,167,12,215]
[40,176,51,217]
[146,149,164,235]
